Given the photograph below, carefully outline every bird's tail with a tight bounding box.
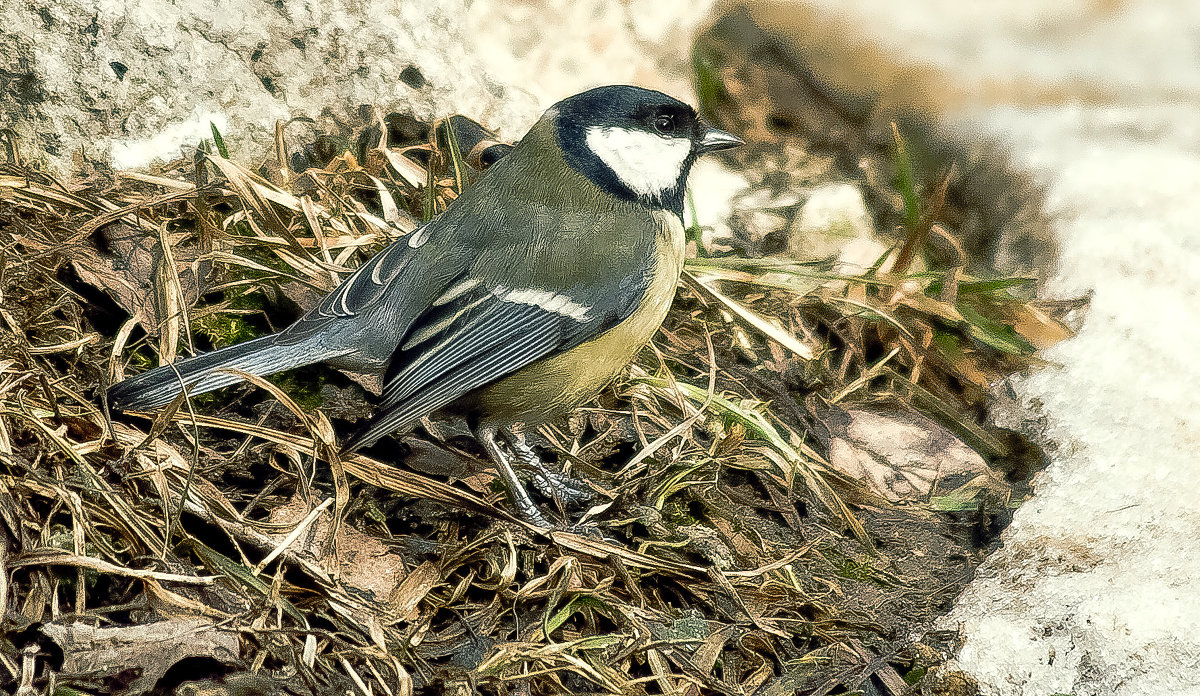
[108,335,332,411]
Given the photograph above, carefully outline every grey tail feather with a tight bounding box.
[108,335,329,411]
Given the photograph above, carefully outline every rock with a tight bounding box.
[788,182,889,270]
[725,187,802,254]
[466,0,721,107]
[0,0,540,176]
[687,157,751,251]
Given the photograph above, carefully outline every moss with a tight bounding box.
[195,288,270,348]
[661,499,699,527]
[195,311,257,348]
[268,367,326,411]
[822,547,891,587]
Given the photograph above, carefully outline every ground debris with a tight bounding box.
[0,98,1067,694]
[39,619,239,695]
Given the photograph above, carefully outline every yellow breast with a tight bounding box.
[469,210,685,427]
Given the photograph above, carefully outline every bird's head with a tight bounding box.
[548,85,742,216]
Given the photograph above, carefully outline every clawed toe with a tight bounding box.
[530,467,596,507]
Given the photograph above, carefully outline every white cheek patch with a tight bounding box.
[585,126,692,200]
[494,286,592,322]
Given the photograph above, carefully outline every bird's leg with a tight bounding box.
[477,424,551,528]
[501,427,595,508]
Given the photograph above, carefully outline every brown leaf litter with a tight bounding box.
[0,87,1075,695]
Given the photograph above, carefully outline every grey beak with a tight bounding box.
[696,126,744,153]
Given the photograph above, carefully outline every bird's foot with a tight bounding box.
[556,521,614,541]
[508,499,608,537]
[511,497,554,529]
[480,425,603,530]
[503,429,595,508]
[530,466,595,508]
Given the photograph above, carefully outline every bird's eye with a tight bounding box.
[653,114,676,134]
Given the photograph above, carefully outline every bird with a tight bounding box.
[107,85,743,526]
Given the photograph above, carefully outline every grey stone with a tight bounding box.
[0,0,540,175]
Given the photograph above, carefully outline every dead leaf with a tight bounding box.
[71,221,204,335]
[41,619,238,695]
[826,408,1005,502]
[265,493,420,622]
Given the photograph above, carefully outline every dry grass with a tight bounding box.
[0,109,1069,695]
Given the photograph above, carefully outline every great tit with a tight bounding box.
[108,85,743,526]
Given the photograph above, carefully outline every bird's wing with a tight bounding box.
[341,256,655,451]
[276,224,460,345]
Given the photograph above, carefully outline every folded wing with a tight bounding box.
[342,263,652,451]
